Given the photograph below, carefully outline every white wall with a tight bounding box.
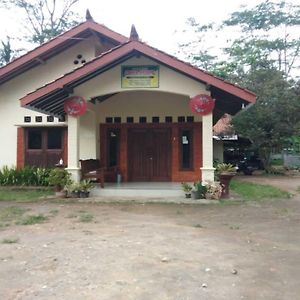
[95,90,203,123]
[213,140,224,163]
[79,110,97,159]
[0,37,97,168]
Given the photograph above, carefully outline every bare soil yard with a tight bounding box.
[0,192,300,300]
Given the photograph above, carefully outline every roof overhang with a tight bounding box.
[19,40,256,121]
[0,20,127,85]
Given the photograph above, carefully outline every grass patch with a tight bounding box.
[18,214,47,225]
[0,206,26,222]
[49,209,59,216]
[0,206,27,228]
[1,237,19,244]
[0,188,53,202]
[230,179,290,200]
[193,224,203,228]
[79,213,94,223]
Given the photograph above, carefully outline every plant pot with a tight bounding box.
[185,193,192,199]
[80,191,90,198]
[219,173,236,198]
[70,191,80,198]
[192,190,203,199]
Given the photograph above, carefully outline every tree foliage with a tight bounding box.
[0,36,23,66]
[180,0,300,170]
[223,0,300,77]
[0,0,80,46]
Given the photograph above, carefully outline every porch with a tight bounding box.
[88,181,217,204]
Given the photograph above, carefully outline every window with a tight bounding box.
[114,117,121,123]
[180,129,193,170]
[28,129,42,149]
[24,116,31,123]
[107,129,119,167]
[178,116,185,123]
[139,116,147,123]
[152,116,159,123]
[35,116,42,123]
[47,116,54,122]
[47,128,62,149]
[126,117,134,123]
[187,116,194,123]
[165,116,172,123]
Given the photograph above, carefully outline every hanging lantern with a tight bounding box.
[64,96,87,117]
[189,94,215,115]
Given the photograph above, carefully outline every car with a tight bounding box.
[237,156,264,175]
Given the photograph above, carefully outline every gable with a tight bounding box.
[0,20,127,85]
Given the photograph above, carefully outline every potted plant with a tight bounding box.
[192,181,207,199]
[48,168,71,197]
[216,163,237,198]
[181,182,193,198]
[79,179,93,198]
[65,181,81,198]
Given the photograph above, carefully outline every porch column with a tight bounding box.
[201,113,215,182]
[66,115,81,182]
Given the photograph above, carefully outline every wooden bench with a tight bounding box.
[79,159,118,188]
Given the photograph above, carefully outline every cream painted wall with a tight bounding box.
[79,110,97,160]
[95,90,203,123]
[213,140,224,163]
[74,56,207,99]
[0,37,98,168]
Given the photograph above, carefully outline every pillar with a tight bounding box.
[66,115,81,182]
[201,113,215,182]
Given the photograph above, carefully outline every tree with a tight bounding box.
[1,0,81,45]
[233,69,300,170]
[223,0,300,77]
[179,0,300,170]
[0,36,23,66]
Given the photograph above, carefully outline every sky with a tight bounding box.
[0,0,263,55]
[0,0,299,63]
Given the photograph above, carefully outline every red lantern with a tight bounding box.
[64,96,87,117]
[189,94,215,115]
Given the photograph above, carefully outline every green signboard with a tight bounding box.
[121,65,159,88]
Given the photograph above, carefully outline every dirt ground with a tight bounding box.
[1,177,300,300]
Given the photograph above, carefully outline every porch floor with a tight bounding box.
[90,182,183,198]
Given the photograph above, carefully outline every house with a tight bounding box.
[0,12,256,183]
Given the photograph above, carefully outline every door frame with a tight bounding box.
[100,122,202,183]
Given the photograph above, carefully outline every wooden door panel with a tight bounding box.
[128,129,151,181]
[152,129,171,181]
[128,128,171,181]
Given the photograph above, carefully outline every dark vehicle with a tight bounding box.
[237,155,264,175]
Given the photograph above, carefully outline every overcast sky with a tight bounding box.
[0,0,298,57]
[0,0,262,53]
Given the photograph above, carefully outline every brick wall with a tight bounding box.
[16,127,25,168]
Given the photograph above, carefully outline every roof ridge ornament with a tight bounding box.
[86,9,93,21]
[129,24,139,41]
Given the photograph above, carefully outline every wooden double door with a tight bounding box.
[128,128,171,181]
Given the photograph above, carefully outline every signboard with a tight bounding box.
[121,65,159,88]
[189,94,215,115]
[64,96,87,117]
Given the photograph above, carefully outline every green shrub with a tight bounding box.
[0,166,50,186]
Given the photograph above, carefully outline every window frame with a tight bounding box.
[106,128,120,168]
[179,127,194,171]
